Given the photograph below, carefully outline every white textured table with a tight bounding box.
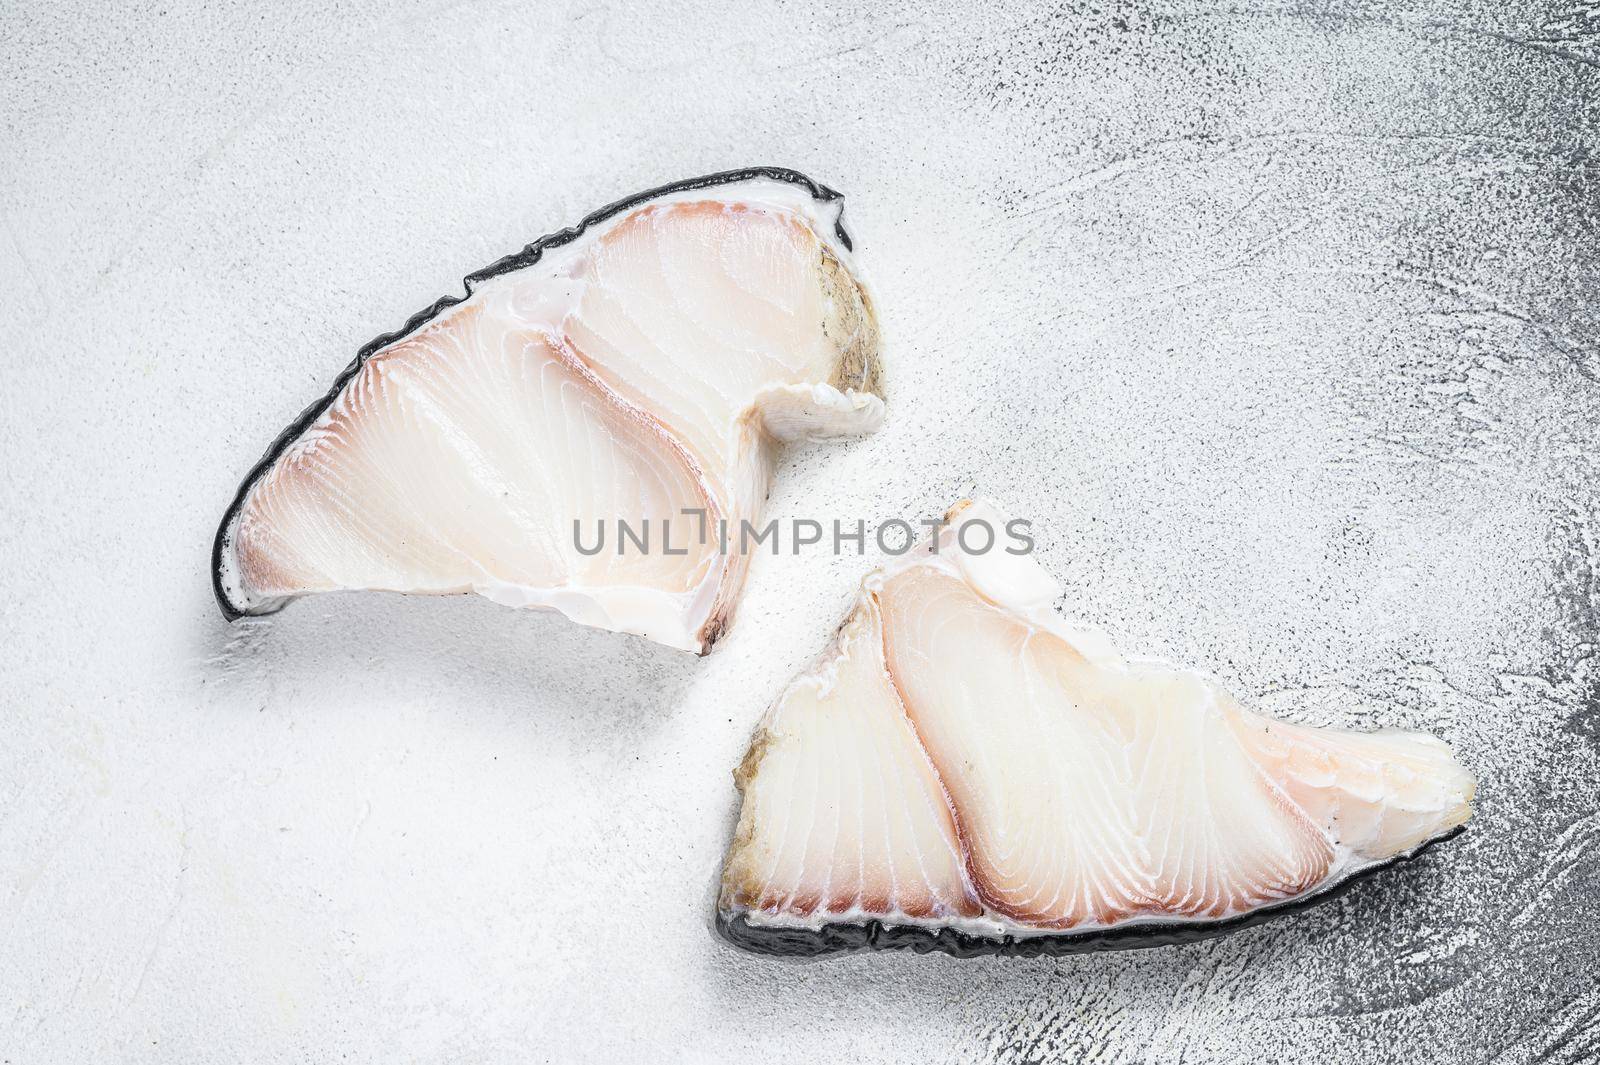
[3,2,1597,1061]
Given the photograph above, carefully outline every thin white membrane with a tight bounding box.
[722,500,1476,942]
[216,174,883,652]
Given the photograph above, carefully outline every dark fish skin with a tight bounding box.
[210,167,854,622]
[716,826,1467,958]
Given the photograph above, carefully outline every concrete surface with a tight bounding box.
[2,1,1597,1061]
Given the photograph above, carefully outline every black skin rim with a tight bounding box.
[210,167,852,621]
[716,825,1467,958]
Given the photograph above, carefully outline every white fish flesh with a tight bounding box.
[719,501,1475,955]
[212,170,882,652]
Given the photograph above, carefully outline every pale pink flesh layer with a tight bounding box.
[721,503,1475,936]
[222,185,882,651]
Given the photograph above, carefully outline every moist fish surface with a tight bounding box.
[212,169,883,653]
[719,500,1475,956]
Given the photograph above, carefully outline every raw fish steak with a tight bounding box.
[719,501,1475,955]
[213,169,882,653]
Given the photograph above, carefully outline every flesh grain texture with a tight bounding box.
[213,171,883,652]
[720,501,1475,952]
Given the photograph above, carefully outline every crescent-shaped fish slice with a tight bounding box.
[213,169,882,653]
[719,501,1475,955]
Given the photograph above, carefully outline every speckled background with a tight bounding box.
[3,1,1597,1061]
